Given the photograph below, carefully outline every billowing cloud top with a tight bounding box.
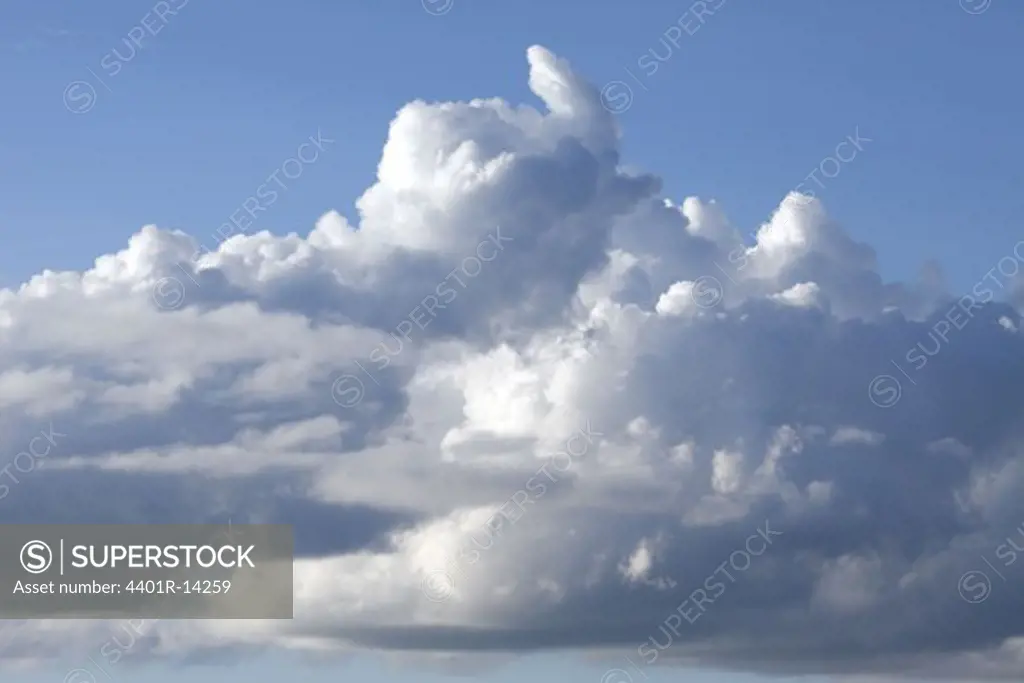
[2,45,1024,681]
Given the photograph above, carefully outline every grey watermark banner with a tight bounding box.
[0,524,293,619]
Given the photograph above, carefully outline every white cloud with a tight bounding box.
[3,45,1024,682]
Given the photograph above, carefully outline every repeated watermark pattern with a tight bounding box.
[63,0,192,114]
[792,127,872,201]
[0,423,67,502]
[687,126,870,311]
[960,0,993,14]
[685,229,758,311]
[600,520,782,682]
[330,226,513,409]
[420,420,602,602]
[151,130,335,311]
[600,0,728,114]
[39,0,1000,671]
[959,521,1024,604]
[64,618,158,683]
[59,527,214,680]
[422,0,454,16]
[869,239,1024,408]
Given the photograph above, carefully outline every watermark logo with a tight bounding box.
[421,569,456,602]
[690,276,724,309]
[420,420,602,601]
[960,0,992,14]
[958,522,1024,604]
[958,570,992,603]
[61,0,192,114]
[600,520,781,681]
[151,276,186,311]
[3,525,293,618]
[155,129,335,309]
[793,127,872,200]
[20,540,52,574]
[64,669,97,683]
[868,238,1024,408]
[331,226,512,410]
[331,374,367,408]
[600,82,634,114]
[65,617,161,682]
[63,81,98,114]
[0,422,67,501]
[601,669,636,683]
[422,0,454,15]
[600,0,729,114]
[867,374,902,408]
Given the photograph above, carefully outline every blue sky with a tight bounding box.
[3,0,1022,292]
[2,1,1024,682]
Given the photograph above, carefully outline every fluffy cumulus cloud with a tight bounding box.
[3,45,1024,681]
